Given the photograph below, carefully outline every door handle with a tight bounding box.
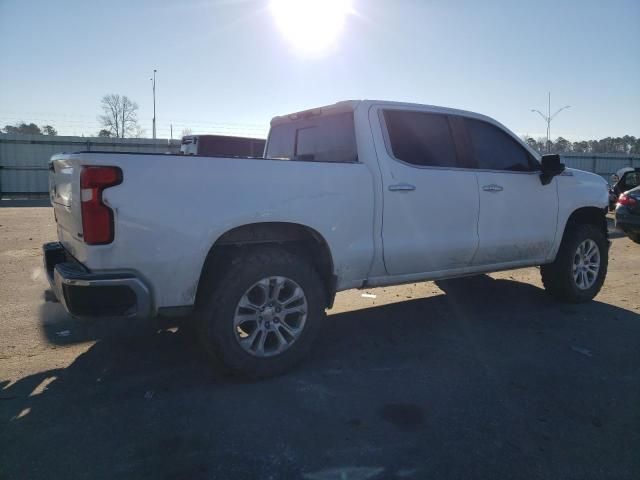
[482,184,503,192]
[389,183,416,192]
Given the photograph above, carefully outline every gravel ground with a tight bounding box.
[1,203,639,480]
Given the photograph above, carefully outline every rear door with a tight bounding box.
[463,117,558,265]
[372,107,480,275]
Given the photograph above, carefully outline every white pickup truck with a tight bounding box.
[44,100,609,377]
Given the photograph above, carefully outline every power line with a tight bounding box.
[0,111,265,128]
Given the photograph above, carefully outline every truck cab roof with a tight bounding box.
[270,99,499,128]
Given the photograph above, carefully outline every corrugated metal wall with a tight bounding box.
[1,133,639,195]
[0,134,181,195]
[561,153,640,182]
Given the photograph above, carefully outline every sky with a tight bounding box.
[0,0,639,140]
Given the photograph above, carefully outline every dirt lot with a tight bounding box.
[1,203,639,480]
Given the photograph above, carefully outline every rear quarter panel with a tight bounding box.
[70,153,376,309]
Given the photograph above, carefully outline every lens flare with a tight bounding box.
[270,0,353,54]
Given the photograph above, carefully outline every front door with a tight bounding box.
[463,117,558,266]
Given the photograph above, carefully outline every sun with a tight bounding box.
[270,0,353,54]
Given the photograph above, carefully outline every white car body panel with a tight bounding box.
[551,168,609,258]
[47,100,609,314]
[50,152,377,309]
[473,170,558,266]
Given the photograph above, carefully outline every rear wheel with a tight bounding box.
[195,245,325,378]
[541,223,608,303]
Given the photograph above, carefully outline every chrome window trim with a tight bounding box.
[377,107,542,175]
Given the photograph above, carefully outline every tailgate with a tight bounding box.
[49,155,84,254]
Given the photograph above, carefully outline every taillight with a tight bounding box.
[617,193,637,207]
[80,166,122,244]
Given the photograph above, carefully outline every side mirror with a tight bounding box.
[540,154,565,185]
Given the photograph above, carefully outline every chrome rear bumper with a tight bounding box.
[42,242,152,319]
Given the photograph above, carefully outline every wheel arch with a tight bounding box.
[196,222,337,309]
[564,206,608,239]
[554,206,609,260]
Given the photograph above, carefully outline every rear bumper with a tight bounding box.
[615,207,640,233]
[42,242,152,319]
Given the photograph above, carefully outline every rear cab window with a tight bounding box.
[265,112,357,163]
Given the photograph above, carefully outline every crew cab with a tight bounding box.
[44,100,610,377]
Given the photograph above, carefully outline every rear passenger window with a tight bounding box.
[465,118,534,172]
[265,112,357,163]
[383,110,457,168]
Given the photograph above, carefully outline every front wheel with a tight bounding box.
[541,223,608,303]
[195,245,326,378]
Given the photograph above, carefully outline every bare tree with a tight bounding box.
[181,128,193,137]
[41,125,58,135]
[98,94,140,138]
[133,124,146,138]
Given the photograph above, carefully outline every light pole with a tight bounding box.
[151,69,157,139]
[531,92,570,153]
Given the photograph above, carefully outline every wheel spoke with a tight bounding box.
[272,277,285,302]
[282,305,306,316]
[254,330,267,355]
[256,279,271,304]
[279,319,301,335]
[283,287,305,306]
[273,327,290,353]
[238,297,260,312]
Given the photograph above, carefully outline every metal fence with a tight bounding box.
[0,134,180,196]
[560,153,640,183]
[1,133,639,195]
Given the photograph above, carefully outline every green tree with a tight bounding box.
[3,122,42,135]
[572,141,589,153]
[553,137,572,153]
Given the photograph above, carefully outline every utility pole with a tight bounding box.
[531,92,570,153]
[170,124,173,141]
[151,69,157,139]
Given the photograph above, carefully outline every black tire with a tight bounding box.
[195,245,326,379]
[627,232,640,244]
[541,223,608,303]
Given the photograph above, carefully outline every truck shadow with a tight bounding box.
[3,276,639,479]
